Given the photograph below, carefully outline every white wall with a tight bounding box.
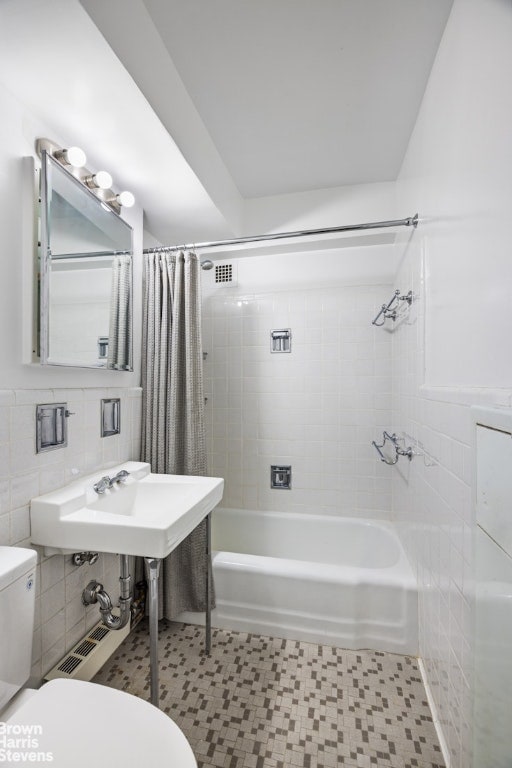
[396,0,512,389]
[0,385,142,682]
[202,249,394,520]
[0,77,144,682]
[243,181,398,236]
[392,1,512,766]
[0,78,142,389]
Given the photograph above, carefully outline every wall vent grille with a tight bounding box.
[45,615,130,683]
[89,626,109,642]
[57,656,82,675]
[73,639,97,658]
[215,264,233,283]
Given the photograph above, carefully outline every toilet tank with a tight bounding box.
[0,547,37,711]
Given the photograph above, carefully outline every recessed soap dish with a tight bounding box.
[36,403,71,453]
[101,398,121,437]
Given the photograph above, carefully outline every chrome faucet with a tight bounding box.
[110,470,130,486]
[93,476,112,494]
[93,470,130,494]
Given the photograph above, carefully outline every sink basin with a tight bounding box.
[30,462,224,558]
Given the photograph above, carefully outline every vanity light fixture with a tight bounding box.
[53,146,87,168]
[35,137,135,213]
[116,191,135,208]
[105,190,135,209]
[84,170,113,190]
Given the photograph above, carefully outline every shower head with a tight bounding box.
[201,259,214,271]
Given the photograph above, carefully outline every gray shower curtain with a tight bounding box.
[108,254,132,370]
[141,250,211,618]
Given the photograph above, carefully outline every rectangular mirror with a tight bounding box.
[39,151,133,370]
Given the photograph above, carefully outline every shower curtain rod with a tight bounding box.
[142,213,418,254]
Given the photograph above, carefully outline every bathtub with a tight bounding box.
[180,508,418,655]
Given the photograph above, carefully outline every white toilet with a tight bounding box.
[0,546,197,767]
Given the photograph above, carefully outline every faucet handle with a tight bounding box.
[112,469,130,484]
[93,476,112,494]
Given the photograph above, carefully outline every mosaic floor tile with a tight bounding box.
[93,621,445,768]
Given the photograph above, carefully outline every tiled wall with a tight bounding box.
[391,246,512,767]
[203,284,394,519]
[390,247,470,767]
[388,0,512,762]
[0,386,142,683]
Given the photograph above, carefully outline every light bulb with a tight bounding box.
[118,191,135,208]
[55,146,87,168]
[93,171,113,190]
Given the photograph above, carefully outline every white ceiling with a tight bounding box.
[141,0,453,199]
[0,0,453,246]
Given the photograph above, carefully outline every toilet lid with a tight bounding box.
[4,678,197,768]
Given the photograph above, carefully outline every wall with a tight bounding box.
[0,78,143,682]
[243,181,398,237]
[0,77,142,389]
[202,248,394,519]
[391,1,512,766]
[0,385,142,682]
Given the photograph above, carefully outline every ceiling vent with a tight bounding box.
[214,261,237,287]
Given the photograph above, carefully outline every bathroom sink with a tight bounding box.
[30,462,224,558]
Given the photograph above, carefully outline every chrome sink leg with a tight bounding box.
[144,557,161,708]
[205,513,211,656]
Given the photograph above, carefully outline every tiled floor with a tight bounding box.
[93,621,445,768]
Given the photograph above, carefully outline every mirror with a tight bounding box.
[39,151,133,370]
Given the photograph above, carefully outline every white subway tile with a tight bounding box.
[15,390,55,406]
[41,638,66,678]
[41,609,65,654]
[0,391,15,407]
[40,555,65,591]
[41,579,66,624]
[10,505,31,544]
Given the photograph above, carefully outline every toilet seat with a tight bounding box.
[4,678,197,768]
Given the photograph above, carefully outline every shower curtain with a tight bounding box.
[141,250,211,617]
[107,254,132,370]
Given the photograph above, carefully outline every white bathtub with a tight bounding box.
[180,508,418,655]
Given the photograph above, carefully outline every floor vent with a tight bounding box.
[45,615,130,683]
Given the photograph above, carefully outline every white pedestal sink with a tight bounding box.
[30,461,224,707]
[30,461,223,558]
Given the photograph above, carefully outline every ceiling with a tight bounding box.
[0,0,453,245]
[140,0,454,199]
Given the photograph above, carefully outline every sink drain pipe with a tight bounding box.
[82,554,132,630]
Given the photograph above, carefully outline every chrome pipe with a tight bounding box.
[81,554,132,630]
[144,557,162,708]
[143,214,419,254]
[205,513,212,656]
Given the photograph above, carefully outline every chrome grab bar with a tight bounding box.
[372,431,414,465]
[372,289,413,326]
